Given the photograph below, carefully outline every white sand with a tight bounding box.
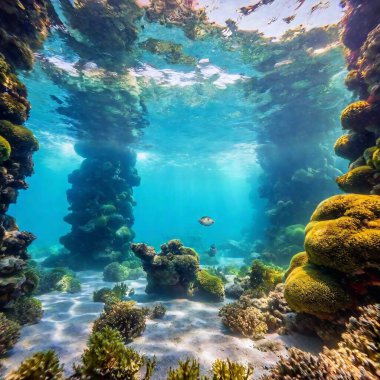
[1,271,322,379]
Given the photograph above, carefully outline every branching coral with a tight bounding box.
[219,301,268,340]
[6,350,64,380]
[92,301,146,343]
[262,304,380,380]
[72,326,156,380]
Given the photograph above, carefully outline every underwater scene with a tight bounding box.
[0,0,380,378]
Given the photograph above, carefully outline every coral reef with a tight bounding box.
[0,0,52,316]
[71,326,156,380]
[131,239,224,301]
[0,312,20,356]
[92,301,146,343]
[6,350,64,380]
[262,304,380,380]
[11,296,43,325]
[103,262,130,282]
[93,283,131,304]
[168,358,253,380]
[219,301,268,340]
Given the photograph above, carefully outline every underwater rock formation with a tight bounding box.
[283,0,380,331]
[335,0,380,195]
[0,1,53,311]
[131,239,225,301]
[38,1,149,269]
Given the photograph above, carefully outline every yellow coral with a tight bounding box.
[336,165,377,194]
[305,194,380,273]
[284,265,351,316]
[340,101,374,131]
[284,251,308,279]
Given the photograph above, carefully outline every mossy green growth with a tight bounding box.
[103,262,129,282]
[6,350,64,380]
[12,296,43,325]
[249,260,284,295]
[93,283,130,303]
[0,135,11,162]
[56,274,81,293]
[284,251,308,279]
[92,301,146,343]
[72,326,156,380]
[195,270,225,301]
[0,312,20,356]
[284,264,351,317]
[0,120,38,153]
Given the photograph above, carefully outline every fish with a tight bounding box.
[50,95,64,105]
[274,59,294,68]
[208,244,218,257]
[295,0,306,10]
[199,216,215,226]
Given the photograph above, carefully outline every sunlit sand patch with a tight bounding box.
[2,271,322,379]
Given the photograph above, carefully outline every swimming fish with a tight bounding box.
[283,15,296,24]
[199,216,215,226]
[208,244,218,257]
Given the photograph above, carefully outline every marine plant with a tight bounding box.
[194,270,225,302]
[92,300,146,343]
[167,359,201,380]
[55,274,81,293]
[93,283,130,303]
[211,359,253,380]
[72,326,156,380]
[0,312,20,356]
[6,350,64,380]
[150,303,167,319]
[248,260,283,297]
[167,358,253,380]
[12,296,43,325]
[103,262,130,282]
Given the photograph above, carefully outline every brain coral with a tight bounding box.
[284,264,351,317]
[304,194,380,273]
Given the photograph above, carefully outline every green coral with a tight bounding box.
[0,312,20,356]
[93,283,130,303]
[284,265,351,317]
[12,296,43,325]
[0,135,10,162]
[55,274,81,293]
[6,350,64,380]
[93,301,146,343]
[249,260,283,296]
[72,327,155,380]
[103,262,129,282]
[0,120,38,153]
[195,270,225,301]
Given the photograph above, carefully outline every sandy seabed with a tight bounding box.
[1,271,322,379]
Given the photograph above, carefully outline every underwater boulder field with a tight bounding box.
[0,0,380,379]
